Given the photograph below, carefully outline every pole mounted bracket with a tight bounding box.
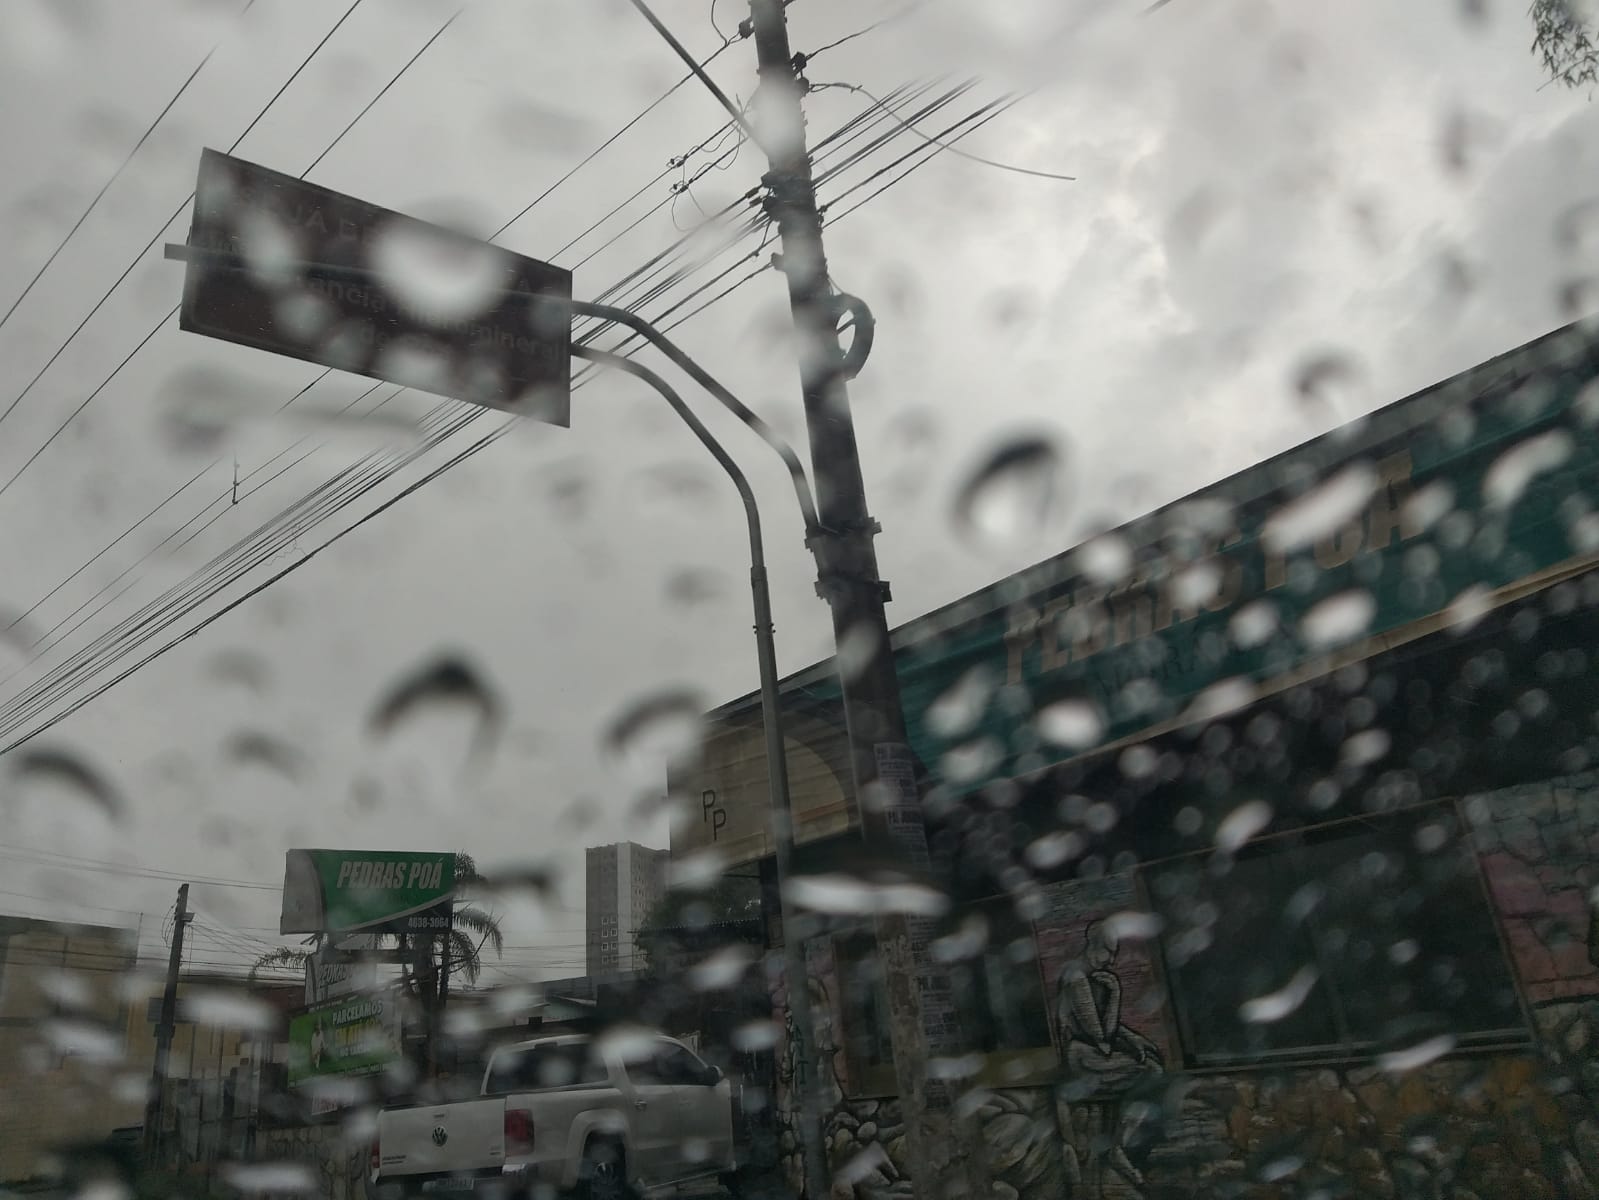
[830,293,875,379]
[807,519,891,605]
[812,573,893,606]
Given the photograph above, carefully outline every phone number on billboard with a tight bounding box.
[403,915,453,930]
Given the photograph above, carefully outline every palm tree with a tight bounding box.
[250,851,504,1076]
[1531,0,1599,90]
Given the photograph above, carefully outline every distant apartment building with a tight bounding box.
[584,842,668,976]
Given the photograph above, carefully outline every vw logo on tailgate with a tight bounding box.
[432,1127,449,1147]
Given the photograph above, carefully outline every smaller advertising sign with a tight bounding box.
[288,991,403,1088]
[281,849,455,935]
[304,951,380,1005]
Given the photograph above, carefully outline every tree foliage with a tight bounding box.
[636,875,763,971]
[1531,0,1599,90]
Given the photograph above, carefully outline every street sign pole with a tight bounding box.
[572,344,832,1200]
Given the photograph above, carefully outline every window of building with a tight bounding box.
[1146,808,1527,1069]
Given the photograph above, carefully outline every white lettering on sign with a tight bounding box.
[334,859,444,891]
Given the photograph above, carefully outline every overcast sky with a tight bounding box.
[0,0,1592,982]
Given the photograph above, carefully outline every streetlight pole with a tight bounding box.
[571,344,832,1200]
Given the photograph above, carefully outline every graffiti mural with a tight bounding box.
[1466,774,1599,1005]
[1032,876,1173,1198]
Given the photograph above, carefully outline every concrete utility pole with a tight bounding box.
[144,882,192,1162]
[742,4,979,1197]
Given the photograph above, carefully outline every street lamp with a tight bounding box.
[570,342,831,1200]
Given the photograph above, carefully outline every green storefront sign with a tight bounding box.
[287,991,402,1088]
[279,849,455,935]
[815,320,1599,795]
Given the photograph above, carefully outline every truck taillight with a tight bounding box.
[504,1108,535,1156]
[370,1137,380,1173]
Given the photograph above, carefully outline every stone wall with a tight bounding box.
[255,1121,367,1200]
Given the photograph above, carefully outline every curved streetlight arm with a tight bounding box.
[570,344,765,570]
[569,300,822,539]
[571,342,833,1200]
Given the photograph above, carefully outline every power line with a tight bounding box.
[801,3,920,61]
[808,81,1074,182]
[0,0,372,497]
[0,845,280,891]
[827,96,1019,222]
[3,86,947,731]
[301,7,465,178]
[493,38,739,244]
[0,86,973,746]
[0,51,754,703]
[0,0,257,341]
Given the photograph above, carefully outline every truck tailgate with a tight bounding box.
[377,1098,506,1178]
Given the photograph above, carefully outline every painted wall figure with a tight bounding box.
[1054,919,1165,1197]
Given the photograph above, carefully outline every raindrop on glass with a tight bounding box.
[1024,831,1083,871]
[1377,1034,1455,1075]
[927,666,998,739]
[952,435,1067,552]
[369,218,514,326]
[222,1162,319,1195]
[1262,463,1377,555]
[1292,351,1365,423]
[1300,590,1377,648]
[603,690,705,789]
[370,656,502,767]
[6,749,122,851]
[1239,966,1319,1024]
[1216,799,1272,853]
[1340,728,1391,768]
[1078,534,1134,584]
[1483,429,1573,509]
[1035,699,1104,749]
[1230,600,1278,649]
[688,945,757,991]
[732,1020,780,1052]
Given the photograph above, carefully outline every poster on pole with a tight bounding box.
[280,849,455,935]
[287,991,404,1089]
[177,148,573,425]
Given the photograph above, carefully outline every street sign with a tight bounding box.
[280,849,455,935]
[177,148,573,425]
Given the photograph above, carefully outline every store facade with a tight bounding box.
[672,317,1599,1199]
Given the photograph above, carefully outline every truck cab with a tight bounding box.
[370,1033,736,1199]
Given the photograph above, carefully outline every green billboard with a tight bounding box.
[279,849,454,935]
[287,990,403,1088]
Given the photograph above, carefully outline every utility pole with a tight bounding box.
[743,4,981,1197]
[144,883,192,1164]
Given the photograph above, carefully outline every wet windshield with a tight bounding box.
[4,3,1599,1199]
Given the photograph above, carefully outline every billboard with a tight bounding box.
[178,148,573,425]
[287,991,403,1088]
[280,850,455,935]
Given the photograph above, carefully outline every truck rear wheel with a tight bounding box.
[576,1138,631,1200]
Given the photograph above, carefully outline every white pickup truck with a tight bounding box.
[368,1033,737,1200]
